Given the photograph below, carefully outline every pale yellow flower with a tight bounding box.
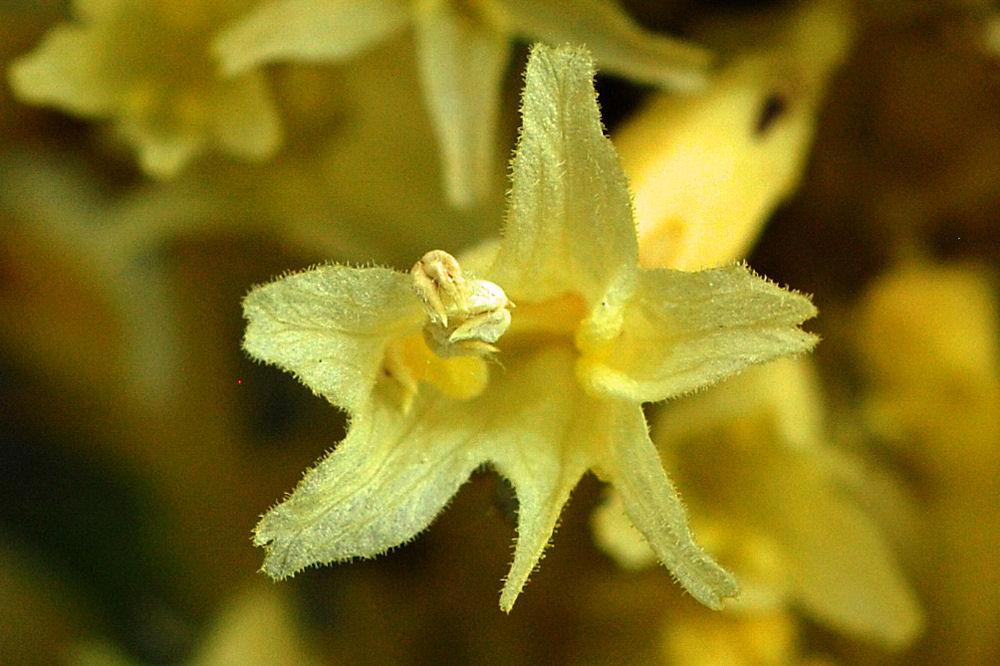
[7,0,282,178]
[593,359,923,647]
[853,260,1000,662]
[613,0,854,270]
[242,45,817,611]
[214,0,712,206]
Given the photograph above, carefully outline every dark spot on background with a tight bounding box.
[594,76,650,132]
[755,92,788,136]
[0,363,194,664]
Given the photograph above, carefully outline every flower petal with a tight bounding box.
[778,472,924,647]
[213,0,409,76]
[578,263,818,403]
[7,25,121,116]
[490,44,638,306]
[122,122,205,179]
[209,70,283,160]
[412,3,509,207]
[254,384,490,579]
[242,265,422,414]
[594,400,739,609]
[74,0,126,23]
[492,0,712,91]
[256,344,591,603]
[485,348,596,611]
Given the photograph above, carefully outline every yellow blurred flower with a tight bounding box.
[853,260,1000,663]
[593,358,923,647]
[613,0,854,270]
[214,0,712,206]
[8,0,282,178]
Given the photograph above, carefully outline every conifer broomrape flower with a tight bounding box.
[242,44,818,611]
[7,0,281,178]
[593,358,924,647]
[213,0,713,207]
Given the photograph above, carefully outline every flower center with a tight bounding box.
[386,250,590,407]
[410,250,513,359]
[502,293,588,351]
[383,333,490,408]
